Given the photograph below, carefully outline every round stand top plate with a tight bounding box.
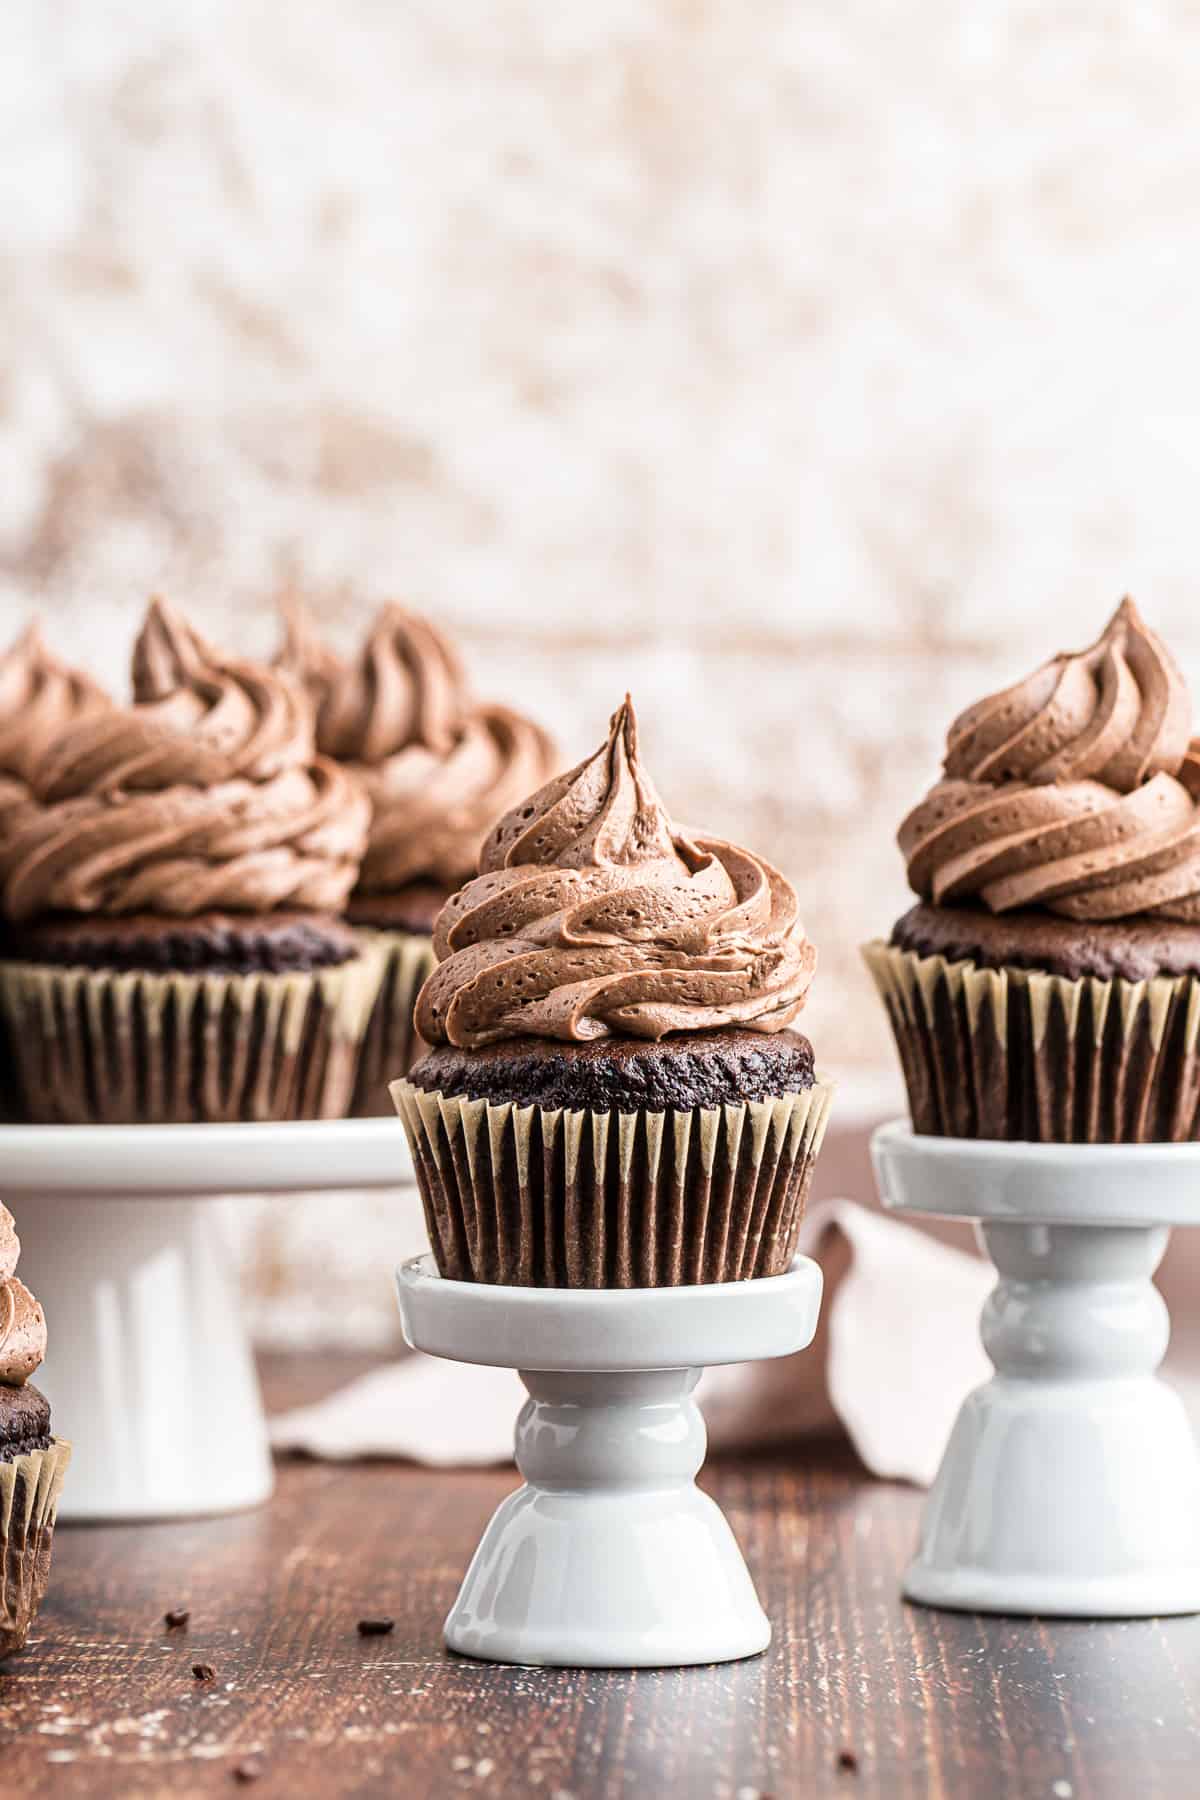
[873,1118,1200,1227]
[0,1117,414,1198]
[395,1252,823,1372]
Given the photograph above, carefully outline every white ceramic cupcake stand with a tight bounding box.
[0,1119,415,1522]
[1,1107,826,1673]
[395,1252,823,1667]
[872,1121,1200,1617]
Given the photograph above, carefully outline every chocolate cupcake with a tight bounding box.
[0,624,110,1112]
[864,598,1200,1141]
[0,1204,70,1659]
[394,698,833,1287]
[279,602,555,1112]
[0,598,379,1123]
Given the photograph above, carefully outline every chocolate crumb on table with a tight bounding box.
[356,1616,395,1636]
[838,1747,860,1772]
[192,1662,216,1683]
[164,1608,190,1630]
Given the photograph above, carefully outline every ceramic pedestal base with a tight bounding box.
[395,1254,824,1668]
[1,1119,414,1522]
[872,1122,1200,1618]
[17,1194,272,1522]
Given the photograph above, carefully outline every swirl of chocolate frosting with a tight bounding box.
[943,596,1190,787]
[0,621,110,787]
[0,1204,46,1389]
[901,599,1200,922]
[279,601,469,763]
[0,598,370,923]
[415,697,816,1047]
[279,601,557,890]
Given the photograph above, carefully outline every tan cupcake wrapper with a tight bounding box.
[0,1002,17,1125]
[393,1076,835,1288]
[0,1437,71,1660]
[864,938,1200,1142]
[348,930,438,1117]
[0,947,385,1124]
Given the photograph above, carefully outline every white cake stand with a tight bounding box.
[395,1252,823,1669]
[872,1120,1200,1617]
[1,1119,415,1523]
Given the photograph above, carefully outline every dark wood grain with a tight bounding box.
[2,1354,1198,1799]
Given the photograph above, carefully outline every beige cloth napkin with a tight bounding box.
[269,1201,994,1487]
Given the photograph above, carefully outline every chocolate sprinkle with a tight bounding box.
[164,1608,190,1630]
[837,1748,860,1773]
[356,1617,395,1637]
[192,1662,216,1683]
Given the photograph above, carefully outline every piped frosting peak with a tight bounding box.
[0,620,110,788]
[278,600,556,891]
[943,598,1190,789]
[902,599,1200,922]
[279,599,469,764]
[484,695,684,872]
[416,696,816,1047]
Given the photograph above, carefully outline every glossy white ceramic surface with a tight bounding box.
[872,1122,1200,1617]
[0,1116,413,1196]
[395,1254,824,1667]
[3,1120,416,1521]
[395,1253,824,1373]
[18,1194,272,1521]
[871,1118,1200,1226]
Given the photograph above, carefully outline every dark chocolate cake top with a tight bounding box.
[1,909,361,975]
[409,1028,816,1112]
[0,1384,52,1462]
[891,900,1200,984]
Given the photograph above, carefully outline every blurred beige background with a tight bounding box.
[6,3,1200,1340]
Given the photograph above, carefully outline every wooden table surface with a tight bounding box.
[3,1355,1198,1800]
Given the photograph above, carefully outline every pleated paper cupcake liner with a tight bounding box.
[348,930,438,1117]
[0,1006,18,1125]
[0,1438,71,1661]
[0,947,385,1124]
[863,939,1200,1143]
[392,1077,835,1287]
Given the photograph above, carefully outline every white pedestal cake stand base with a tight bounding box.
[1,1119,414,1523]
[395,1252,823,1669]
[872,1120,1200,1618]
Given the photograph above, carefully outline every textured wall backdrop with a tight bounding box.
[6,3,1200,1340]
